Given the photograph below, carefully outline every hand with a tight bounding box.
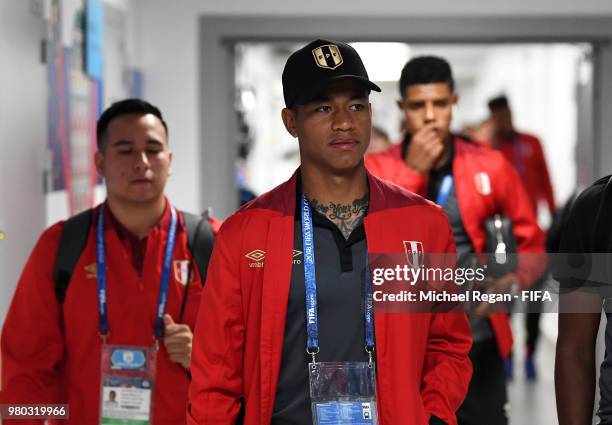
[471,273,518,317]
[404,124,445,173]
[163,314,193,370]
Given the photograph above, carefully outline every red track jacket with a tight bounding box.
[0,203,220,425]
[481,132,555,215]
[188,170,473,425]
[365,137,546,358]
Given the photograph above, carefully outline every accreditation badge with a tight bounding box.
[309,362,378,425]
[99,344,157,425]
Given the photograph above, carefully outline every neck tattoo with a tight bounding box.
[308,194,369,240]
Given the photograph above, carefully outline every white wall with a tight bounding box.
[131,2,203,214]
[0,0,47,325]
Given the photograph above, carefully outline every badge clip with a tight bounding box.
[366,347,374,367]
[307,346,319,365]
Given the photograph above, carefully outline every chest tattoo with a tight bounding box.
[309,194,369,240]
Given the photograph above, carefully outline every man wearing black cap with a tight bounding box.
[188,40,472,425]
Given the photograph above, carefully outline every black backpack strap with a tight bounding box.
[179,210,215,322]
[53,209,93,303]
[183,210,215,282]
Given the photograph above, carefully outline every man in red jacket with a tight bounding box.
[486,95,555,217]
[486,94,556,380]
[188,39,472,425]
[366,57,546,425]
[0,99,220,425]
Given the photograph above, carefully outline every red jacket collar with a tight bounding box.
[104,197,175,241]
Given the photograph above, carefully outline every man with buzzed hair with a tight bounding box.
[1,99,219,425]
[367,56,546,425]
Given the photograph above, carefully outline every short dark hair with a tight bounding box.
[399,56,455,96]
[487,95,510,112]
[96,98,168,150]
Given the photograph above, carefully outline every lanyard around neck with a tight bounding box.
[96,204,178,343]
[300,194,375,363]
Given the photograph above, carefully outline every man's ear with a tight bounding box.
[452,93,459,105]
[281,107,298,138]
[396,99,404,111]
[94,151,105,177]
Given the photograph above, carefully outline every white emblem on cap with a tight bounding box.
[312,45,343,70]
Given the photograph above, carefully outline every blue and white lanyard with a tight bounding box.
[96,204,178,343]
[435,174,453,207]
[300,194,375,364]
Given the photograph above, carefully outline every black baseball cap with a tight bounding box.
[282,39,381,108]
